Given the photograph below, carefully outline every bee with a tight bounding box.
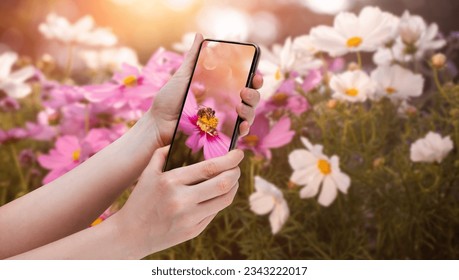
[196,106,219,136]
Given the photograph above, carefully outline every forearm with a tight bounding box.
[8,214,145,260]
[0,112,160,258]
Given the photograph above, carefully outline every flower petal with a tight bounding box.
[0,52,17,78]
[318,176,338,207]
[299,172,323,198]
[203,133,230,160]
[249,192,275,215]
[288,149,316,170]
[269,200,289,234]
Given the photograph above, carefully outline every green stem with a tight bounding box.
[64,44,74,79]
[9,144,28,196]
[248,157,255,194]
[356,51,362,69]
[432,67,449,102]
[85,103,90,134]
[0,183,7,206]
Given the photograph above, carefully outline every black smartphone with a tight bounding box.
[163,39,260,171]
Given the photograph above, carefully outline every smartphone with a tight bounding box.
[163,39,260,171]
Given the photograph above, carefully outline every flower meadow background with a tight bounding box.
[1,0,459,259]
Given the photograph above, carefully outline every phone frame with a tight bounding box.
[163,38,260,171]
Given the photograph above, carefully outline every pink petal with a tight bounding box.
[55,136,80,155]
[185,132,204,153]
[179,115,198,135]
[249,113,270,138]
[261,117,295,149]
[203,133,230,160]
[302,69,323,92]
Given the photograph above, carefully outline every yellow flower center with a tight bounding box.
[274,68,282,81]
[243,135,259,147]
[123,75,138,87]
[385,87,397,95]
[345,88,359,97]
[72,149,81,162]
[271,92,288,106]
[196,107,219,136]
[346,36,363,48]
[317,159,332,175]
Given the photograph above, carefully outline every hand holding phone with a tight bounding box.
[164,39,260,171]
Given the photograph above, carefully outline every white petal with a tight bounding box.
[299,172,323,198]
[290,168,312,186]
[0,52,18,78]
[269,200,289,234]
[288,149,316,170]
[9,66,35,83]
[318,176,338,207]
[1,82,32,98]
[249,192,275,215]
[331,170,351,194]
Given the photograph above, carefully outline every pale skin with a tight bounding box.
[0,33,263,259]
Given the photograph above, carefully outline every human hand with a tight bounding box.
[112,146,244,257]
[150,33,263,147]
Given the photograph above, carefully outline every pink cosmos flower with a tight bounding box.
[0,97,20,112]
[262,79,310,116]
[0,128,28,144]
[38,129,113,184]
[178,92,231,160]
[301,69,323,93]
[84,63,157,112]
[238,114,295,160]
[42,85,86,109]
[143,47,183,76]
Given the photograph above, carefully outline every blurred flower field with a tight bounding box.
[1,6,459,259]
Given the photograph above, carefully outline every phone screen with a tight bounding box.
[164,40,259,171]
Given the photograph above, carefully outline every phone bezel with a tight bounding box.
[163,38,260,172]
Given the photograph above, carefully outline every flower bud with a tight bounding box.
[327,99,338,109]
[373,157,385,168]
[431,53,446,69]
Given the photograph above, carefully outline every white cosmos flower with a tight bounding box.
[258,36,322,98]
[370,64,424,102]
[372,43,405,66]
[310,6,394,57]
[0,52,35,99]
[398,11,445,59]
[289,137,350,207]
[329,70,374,103]
[376,11,446,65]
[410,132,453,163]
[249,176,289,234]
[79,47,139,70]
[39,13,117,47]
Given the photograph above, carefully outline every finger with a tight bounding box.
[194,182,239,218]
[146,145,171,174]
[174,33,204,78]
[251,73,263,90]
[240,88,260,108]
[168,149,244,184]
[190,167,241,203]
[238,120,250,137]
[236,103,255,125]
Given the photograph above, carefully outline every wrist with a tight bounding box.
[130,111,163,151]
[108,212,148,259]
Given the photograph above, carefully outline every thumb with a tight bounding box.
[171,33,204,82]
[145,145,171,175]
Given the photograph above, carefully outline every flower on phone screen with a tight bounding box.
[179,92,230,160]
